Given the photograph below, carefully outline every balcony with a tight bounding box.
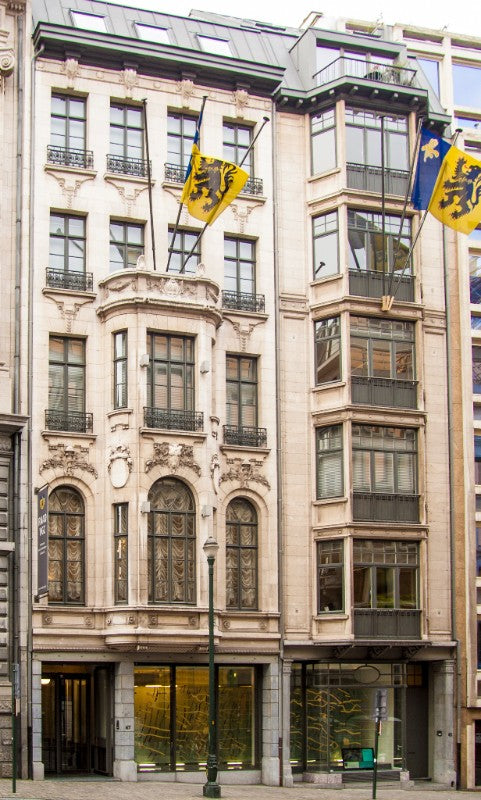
[351,376,417,409]
[163,164,263,196]
[353,492,419,523]
[349,269,414,303]
[106,154,150,178]
[222,290,265,313]
[47,145,94,170]
[144,407,204,432]
[346,163,409,197]
[353,608,421,639]
[45,409,93,434]
[223,425,267,447]
[315,57,416,89]
[46,268,93,292]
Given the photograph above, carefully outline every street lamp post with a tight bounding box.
[203,535,220,798]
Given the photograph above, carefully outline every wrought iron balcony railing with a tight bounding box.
[107,154,151,178]
[314,56,416,88]
[351,376,417,409]
[45,409,93,434]
[223,425,267,447]
[164,163,263,196]
[349,269,414,303]
[222,290,265,313]
[46,268,93,292]
[353,608,421,639]
[144,407,204,432]
[47,145,94,170]
[346,163,409,197]
[353,492,419,523]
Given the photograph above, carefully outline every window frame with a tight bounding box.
[49,213,86,275]
[350,316,415,381]
[317,540,344,613]
[226,497,258,610]
[312,210,339,280]
[223,121,253,173]
[226,354,258,430]
[50,93,87,152]
[352,424,417,496]
[109,220,144,271]
[314,316,341,385]
[348,209,412,276]
[167,226,201,274]
[311,107,337,175]
[345,108,409,172]
[113,331,128,409]
[109,103,144,163]
[114,503,128,604]
[48,486,85,605]
[147,333,195,413]
[316,425,344,500]
[224,236,256,297]
[167,112,198,171]
[48,336,86,416]
[353,539,419,610]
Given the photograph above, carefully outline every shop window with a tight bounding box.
[226,498,258,609]
[48,486,85,604]
[147,478,195,604]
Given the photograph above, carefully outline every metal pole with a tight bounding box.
[203,554,220,798]
[372,718,380,800]
[11,663,17,793]
[142,99,157,271]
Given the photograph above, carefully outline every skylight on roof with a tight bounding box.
[135,23,170,44]
[197,35,231,56]
[70,11,107,32]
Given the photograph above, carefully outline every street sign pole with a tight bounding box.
[372,688,388,800]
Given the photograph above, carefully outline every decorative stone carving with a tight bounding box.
[210,453,220,494]
[107,444,133,488]
[148,614,158,627]
[0,436,11,452]
[233,88,249,116]
[101,277,137,299]
[229,319,262,351]
[145,442,201,475]
[259,620,268,631]
[43,614,52,626]
[176,78,195,107]
[40,443,98,479]
[46,172,95,208]
[44,296,93,333]
[220,458,270,490]
[62,57,80,88]
[84,615,94,628]
[157,276,197,300]
[188,615,198,627]
[121,67,138,97]
[195,262,206,278]
[210,416,220,440]
[104,176,148,216]
[222,619,230,630]
[230,203,256,234]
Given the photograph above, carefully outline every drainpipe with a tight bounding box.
[442,224,461,787]
[271,98,285,785]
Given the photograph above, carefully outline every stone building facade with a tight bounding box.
[18,0,466,787]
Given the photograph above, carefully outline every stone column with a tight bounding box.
[31,660,43,780]
[281,659,293,787]
[261,660,280,785]
[432,659,456,786]
[113,661,137,781]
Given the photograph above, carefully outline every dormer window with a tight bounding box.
[197,35,231,56]
[135,23,170,44]
[70,11,107,32]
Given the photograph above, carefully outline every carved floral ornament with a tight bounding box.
[145,442,201,476]
[107,444,133,489]
[219,457,270,490]
[40,443,97,479]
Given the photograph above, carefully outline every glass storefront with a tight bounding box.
[290,662,405,772]
[134,665,258,772]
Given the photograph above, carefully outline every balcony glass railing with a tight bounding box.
[314,56,416,88]
[353,608,421,639]
[349,269,414,302]
[351,376,417,409]
[346,163,409,197]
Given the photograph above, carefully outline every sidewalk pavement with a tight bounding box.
[0,779,479,800]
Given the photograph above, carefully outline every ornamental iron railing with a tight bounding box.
[46,268,93,292]
[222,290,265,313]
[45,409,93,434]
[223,425,267,447]
[107,154,150,178]
[164,163,263,196]
[47,145,94,169]
[144,407,204,432]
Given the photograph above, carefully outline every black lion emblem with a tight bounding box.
[189,158,239,213]
[438,156,481,220]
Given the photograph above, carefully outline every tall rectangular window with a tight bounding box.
[353,540,419,610]
[224,237,255,296]
[317,540,343,612]
[314,317,341,384]
[417,57,440,97]
[453,63,481,108]
[167,226,200,274]
[223,122,252,172]
[114,503,128,604]
[167,112,197,170]
[313,211,339,280]
[345,109,408,171]
[226,356,258,429]
[348,210,411,275]
[113,331,127,409]
[311,108,336,175]
[110,221,144,271]
[475,436,481,484]
[352,425,417,495]
[316,425,343,499]
[351,317,414,380]
[50,94,86,152]
[108,104,145,176]
[473,346,481,393]
[47,336,88,432]
[49,213,85,275]
[147,333,194,412]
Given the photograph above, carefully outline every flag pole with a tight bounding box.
[142,99,157,272]
[386,117,423,299]
[178,116,270,273]
[166,95,208,272]
[389,126,463,300]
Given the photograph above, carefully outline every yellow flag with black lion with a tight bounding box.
[181,144,248,225]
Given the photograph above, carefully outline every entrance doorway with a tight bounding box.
[41,665,113,775]
[475,720,481,786]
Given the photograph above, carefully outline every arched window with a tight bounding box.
[226,498,257,610]
[48,486,85,604]
[148,478,195,603]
